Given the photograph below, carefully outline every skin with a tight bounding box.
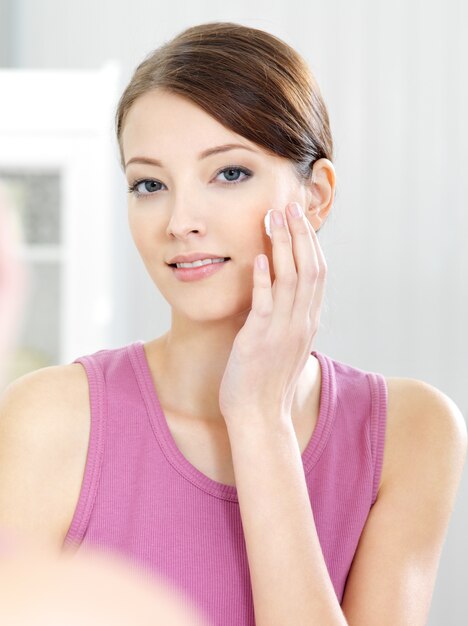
[122,88,336,427]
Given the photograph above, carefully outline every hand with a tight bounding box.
[219,202,327,425]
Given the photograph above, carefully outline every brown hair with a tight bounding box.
[115,21,333,183]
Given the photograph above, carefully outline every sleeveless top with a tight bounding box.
[61,341,387,626]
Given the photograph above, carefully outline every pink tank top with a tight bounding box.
[61,341,387,626]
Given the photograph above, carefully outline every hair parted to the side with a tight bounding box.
[115,21,333,184]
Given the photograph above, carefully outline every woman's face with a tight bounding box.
[122,89,313,323]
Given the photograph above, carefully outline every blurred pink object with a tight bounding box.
[0,531,209,626]
[0,183,28,388]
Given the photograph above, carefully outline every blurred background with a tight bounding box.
[0,0,466,623]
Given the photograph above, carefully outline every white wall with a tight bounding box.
[0,1,13,65]
[5,0,467,623]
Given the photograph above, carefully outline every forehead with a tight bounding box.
[122,90,255,156]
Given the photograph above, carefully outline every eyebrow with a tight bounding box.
[125,143,259,169]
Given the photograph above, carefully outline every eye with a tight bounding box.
[127,165,252,200]
[215,165,252,185]
[127,178,165,198]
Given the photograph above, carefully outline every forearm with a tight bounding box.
[226,417,347,626]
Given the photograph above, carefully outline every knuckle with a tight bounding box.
[308,309,321,325]
[254,303,272,318]
[301,268,317,284]
[289,326,303,342]
[295,224,310,237]
[317,265,327,280]
[279,230,292,244]
[278,270,297,287]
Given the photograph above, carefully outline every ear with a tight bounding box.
[305,158,336,231]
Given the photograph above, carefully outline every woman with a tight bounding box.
[1,21,466,626]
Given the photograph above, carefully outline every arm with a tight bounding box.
[219,202,346,625]
[0,365,90,550]
[226,416,347,626]
[340,378,467,625]
[226,378,467,626]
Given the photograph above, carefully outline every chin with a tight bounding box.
[170,292,253,324]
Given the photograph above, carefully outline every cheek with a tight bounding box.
[127,205,140,233]
[127,215,145,251]
[237,213,269,259]
[127,209,160,250]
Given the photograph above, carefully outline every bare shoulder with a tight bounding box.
[1,362,88,411]
[341,379,467,622]
[341,378,467,626]
[381,376,467,494]
[0,363,90,549]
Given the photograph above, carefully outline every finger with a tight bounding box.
[268,207,297,332]
[306,220,327,329]
[248,253,273,328]
[283,203,320,332]
[307,218,327,272]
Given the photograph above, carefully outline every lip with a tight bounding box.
[167,252,229,264]
[170,258,230,282]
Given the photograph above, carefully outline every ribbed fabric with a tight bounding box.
[62,341,387,626]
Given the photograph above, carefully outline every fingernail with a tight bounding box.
[288,202,303,218]
[256,254,268,271]
[272,210,284,227]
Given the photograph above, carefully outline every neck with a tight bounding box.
[144,320,320,427]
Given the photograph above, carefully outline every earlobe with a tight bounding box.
[308,209,323,232]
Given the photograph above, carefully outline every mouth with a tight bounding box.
[168,258,231,282]
[168,257,231,268]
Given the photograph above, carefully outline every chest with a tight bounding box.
[163,407,319,488]
[165,413,237,485]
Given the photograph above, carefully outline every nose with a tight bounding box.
[165,192,207,239]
